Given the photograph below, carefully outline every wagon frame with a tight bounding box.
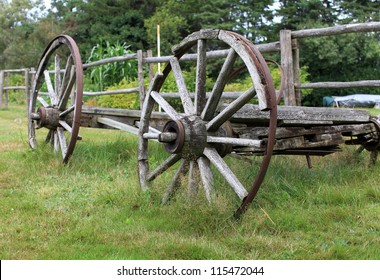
[26,23,380,217]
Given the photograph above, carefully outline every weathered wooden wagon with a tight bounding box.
[28,29,380,218]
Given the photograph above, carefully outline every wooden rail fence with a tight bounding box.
[1,22,379,109]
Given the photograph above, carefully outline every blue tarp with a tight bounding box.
[325,94,380,108]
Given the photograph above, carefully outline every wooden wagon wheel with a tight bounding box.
[28,35,83,164]
[138,29,277,218]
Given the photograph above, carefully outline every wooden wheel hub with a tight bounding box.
[162,116,207,160]
[36,107,60,130]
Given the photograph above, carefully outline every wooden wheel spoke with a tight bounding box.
[57,127,68,158]
[195,39,207,115]
[45,130,53,143]
[59,105,75,117]
[37,96,49,107]
[59,120,72,133]
[207,86,256,131]
[197,156,213,203]
[162,160,189,205]
[207,136,262,148]
[55,54,61,99]
[203,147,248,200]
[58,66,75,110]
[147,153,182,182]
[150,91,181,120]
[59,55,73,100]
[201,48,238,121]
[188,161,200,197]
[170,57,194,115]
[53,131,59,153]
[44,70,57,105]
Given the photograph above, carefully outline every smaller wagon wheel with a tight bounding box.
[138,29,277,217]
[28,35,83,164]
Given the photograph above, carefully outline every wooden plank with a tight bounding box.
[84,87,139,96]
[226,104,370,124]
[280,30,295,106]
[297,80,380,89]
[234,123,377,140]
[83,53,137,69]
[292,39,301,106]
[291,22,380,39]
[82,106,170,119]
[97,117,139,135]
[236,133,344,152]
[158,91,247,99]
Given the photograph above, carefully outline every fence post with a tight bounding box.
[280,30,296,106]
[146,50,154,83]
[5,71,10,109]
[0,70,4,109]
[292,39,301,106]
[137,50,145,109]
[25,68,30,114]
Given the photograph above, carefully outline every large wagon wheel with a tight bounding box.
[138,30,277,217]
[28,35,83,164]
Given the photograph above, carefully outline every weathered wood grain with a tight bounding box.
[195,39,207,115]
[280,30,295,106]
[292,22,380,38]
[203,147,248,200]
[226,104,370,124]
[201,48,238,121]
[170,57,194,114]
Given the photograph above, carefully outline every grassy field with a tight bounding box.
[0,105,379,259]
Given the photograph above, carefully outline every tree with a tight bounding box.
[49,0,161,56]
[0,0,46,68]
[144,0,276,55]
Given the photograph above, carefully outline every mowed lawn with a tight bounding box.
[0,105,379,259]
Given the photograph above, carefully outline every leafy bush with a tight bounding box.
[97,79,140,109]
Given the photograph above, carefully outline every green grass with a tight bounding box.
[0,105,379,259]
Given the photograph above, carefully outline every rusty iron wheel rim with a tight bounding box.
[28,35,83,164]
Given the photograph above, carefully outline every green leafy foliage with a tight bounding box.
[97,79,140,110]
[86,39,137,92]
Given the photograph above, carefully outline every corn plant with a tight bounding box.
[87,39,138,91]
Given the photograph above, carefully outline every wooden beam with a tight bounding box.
[292,22,380,39]
[280,30,296,106]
